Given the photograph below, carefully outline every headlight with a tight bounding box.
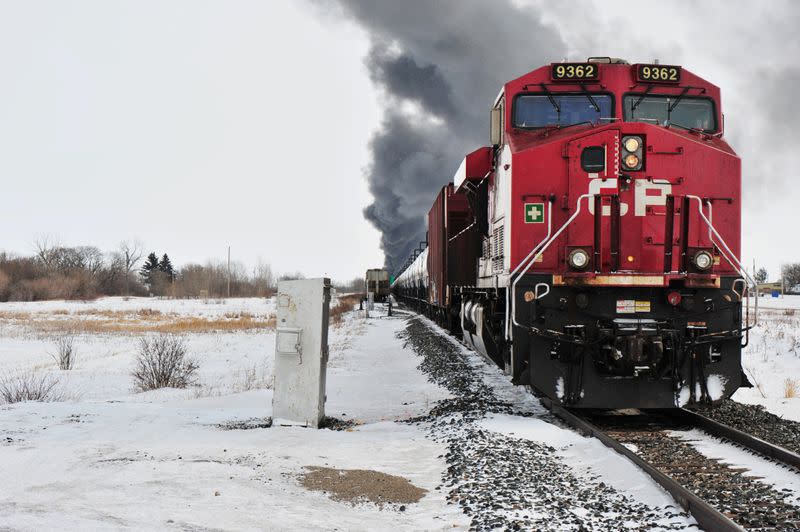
[623,137,640,152]
[624,154,640,168]
[568,248,590,270]
[621,136,643,170]
[693,250,713,271]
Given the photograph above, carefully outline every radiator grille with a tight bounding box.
[492,226,504,272]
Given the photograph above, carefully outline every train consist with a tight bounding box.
[392,58,756,409]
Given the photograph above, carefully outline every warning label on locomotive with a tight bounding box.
[524,203,544,223]
[616,300,651,313]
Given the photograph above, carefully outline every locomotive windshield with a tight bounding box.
[513,94,613,128]
[623,94,716,132]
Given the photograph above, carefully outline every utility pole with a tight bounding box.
[227,246,231,298]
[781,262,786,296]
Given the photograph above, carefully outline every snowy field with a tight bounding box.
[0,297,460,530]
[738,295,800,421]
[0,295,798,529]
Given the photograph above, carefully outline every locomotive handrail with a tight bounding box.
[686,194,758,333]
[731,278,746,301]
[534,283,550,300]
[506,194,756,346]
[508,194,592,340]
[505,198,554,340]
[449,171,491,243]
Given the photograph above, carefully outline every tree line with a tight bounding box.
[0,239,277,301]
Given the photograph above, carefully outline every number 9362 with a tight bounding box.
[638,65,681,83]
[551,63,597,80]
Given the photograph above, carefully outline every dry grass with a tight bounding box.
[231,362,272,393]
[0,309,276,334]
[785,378,798,399]
[51,335,77,370]
[0,311,32,321]
[330,294,363,327]
[0,371,62,404]
[745,365,767,398]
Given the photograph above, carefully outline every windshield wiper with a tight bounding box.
[539,83,561,116]
[578,83,600,112]
[667,121,707,135]
[537,121,593,132]
[668,86,691,113]
[558,120,593,131]
[631,84,654,112]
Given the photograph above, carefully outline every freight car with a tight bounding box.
[392,57,757,409]
[365,268,391,302]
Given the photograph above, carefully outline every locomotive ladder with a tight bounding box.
[506,193,758,342]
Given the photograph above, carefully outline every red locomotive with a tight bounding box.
[393,57,757,409]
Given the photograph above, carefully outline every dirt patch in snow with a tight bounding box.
[216,416,358,431]
[216,417,273,430]
[318,416,360,431]
[300,466,426,506]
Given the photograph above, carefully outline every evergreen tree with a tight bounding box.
[158,254,175,282]
[755,267,768,284]
[140,252,159,285]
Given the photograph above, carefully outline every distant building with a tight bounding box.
[757,282,783,296]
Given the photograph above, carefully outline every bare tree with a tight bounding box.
[33,234,60,271]
[73,246,104,276]
[253,259,275,296]
[119,240,143,296]
[278,271,306,282]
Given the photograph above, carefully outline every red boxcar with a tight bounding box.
[427,184,480,327]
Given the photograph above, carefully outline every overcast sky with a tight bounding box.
[0,1,797,281]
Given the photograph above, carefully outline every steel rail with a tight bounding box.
[676,408,800,470]
[540,398,743,532]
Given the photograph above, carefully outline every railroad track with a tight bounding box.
[403,307,800,528]
[541,398,800,531]
[676,408,800,471]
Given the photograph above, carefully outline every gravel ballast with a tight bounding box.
[691,399,800,455]
[398,315,692,531]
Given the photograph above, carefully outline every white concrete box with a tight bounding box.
[272,278,330,427]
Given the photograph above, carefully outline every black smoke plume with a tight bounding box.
[331,1,567,273]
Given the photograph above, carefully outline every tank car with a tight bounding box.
[392,57,757,409]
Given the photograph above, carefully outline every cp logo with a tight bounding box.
[587,177,671,216]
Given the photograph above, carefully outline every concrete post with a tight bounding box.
[272,278,330,428]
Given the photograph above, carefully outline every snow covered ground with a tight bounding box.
[0,295,798,530]
[737,295,800,421]
[0,298,461,530]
